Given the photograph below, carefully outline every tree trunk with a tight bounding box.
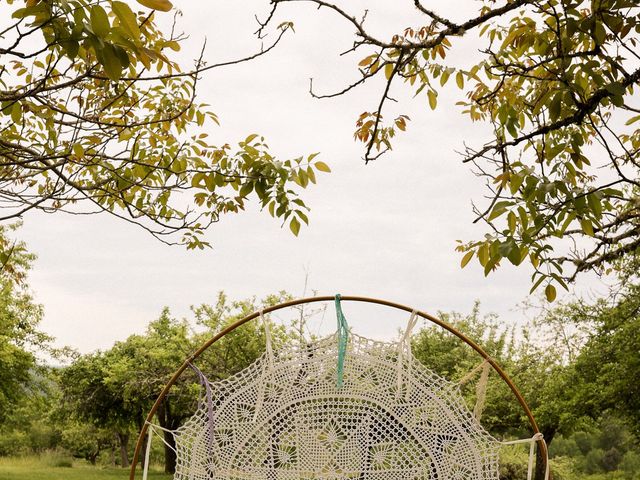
[163,428,177,474]
[135,415,148,471]
[535,427,557,480]
[157,399,179,474]
[139,432,150,471]
[117,431,130,468]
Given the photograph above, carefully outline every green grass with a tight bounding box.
[0,455,172,480]
[1,453,633,480]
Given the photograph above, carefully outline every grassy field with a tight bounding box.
[0,454,634,480]
[0,455,171,480]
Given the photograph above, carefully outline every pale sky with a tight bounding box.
[19,1,608,353]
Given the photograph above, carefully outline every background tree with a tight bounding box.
[60,351,135,467]
[567,275,640,435]
[104,308,195,473]
[0,0,329,257]
[552,414,640,478]
[59,421,116,466]
[412,302,589,480]
[190,291,292,381]
[1,289,638,479]
[252,0,640,297]
[0,225,48,424]
[52,291,294,473]
[0,368,60,456]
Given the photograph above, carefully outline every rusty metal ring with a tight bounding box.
[130,295,546,479]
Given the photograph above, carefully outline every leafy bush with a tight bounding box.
[584,448,606,475]
[27,423,60,453]
[40,450,73,468]
[548,456,580,480]
[499,445,529,480]
[551,436,581,458]
[620,451,640,480]
[0,430,30,456]
[573,431,595,456]
[602,447,623,472]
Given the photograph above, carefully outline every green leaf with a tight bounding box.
[427,90,437,110]
[136,0,173,12]
[483,256,499,277]
[545,283,557,302]
[604,82,626,96]
[113,45,130,70]
[204,174,216,192]
[239,182,254,197]
[254,181,266,200]
[593,21,606,45]
[439,70,450,86]
[119,128,133,141]
[478,243,489,266]
[611,93,624,107]
[530,253,540,269]
[297,210,309,225]
[498,238,516,258]
[549,93,562,120]
[587,193,602,219]
[487,201,512,221]
[456,71,464,89]
[580,218,594,237]
[315,161,331,173]
[550,273,569,291]
[61,40,80,59]
[244,133,259,144]
[99,44,123,80]
[358,55,375,67]
[289,217,301,236]
[10,102,21,123]
[12,8,28,19]
[625,115,640,125]
[530,274,545,294]
[560,211,577,234]
[296,169,308,188]
[72,143,84,159]
[460,251,474,268]
[112,1,141,41]
[90,5,111,38]
[509,173,524,194]
[306,166,316,184]
[518,206,529,230]
[507,211,517,234]
[507,244,523,266]
[191,172,205,188]
[384,63,394,80]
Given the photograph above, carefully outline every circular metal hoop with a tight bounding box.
[129,295,547,479]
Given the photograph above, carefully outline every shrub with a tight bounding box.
[0,430,30,456]
[40,450,73,468]
[602,447,623,472]
[584,448,605,474]
[620,450,640,480]
[551,436,581,458]
[548,456,580,480]
[499,445,529,480]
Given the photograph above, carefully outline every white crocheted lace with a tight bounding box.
[171,331,500,480]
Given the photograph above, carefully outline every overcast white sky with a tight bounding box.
[19,1,609,353]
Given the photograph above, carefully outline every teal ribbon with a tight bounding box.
[335,294,349,388]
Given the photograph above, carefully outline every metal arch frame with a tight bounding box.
[129,295,548,479]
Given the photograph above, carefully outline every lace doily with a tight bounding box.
[171,325,500,480]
